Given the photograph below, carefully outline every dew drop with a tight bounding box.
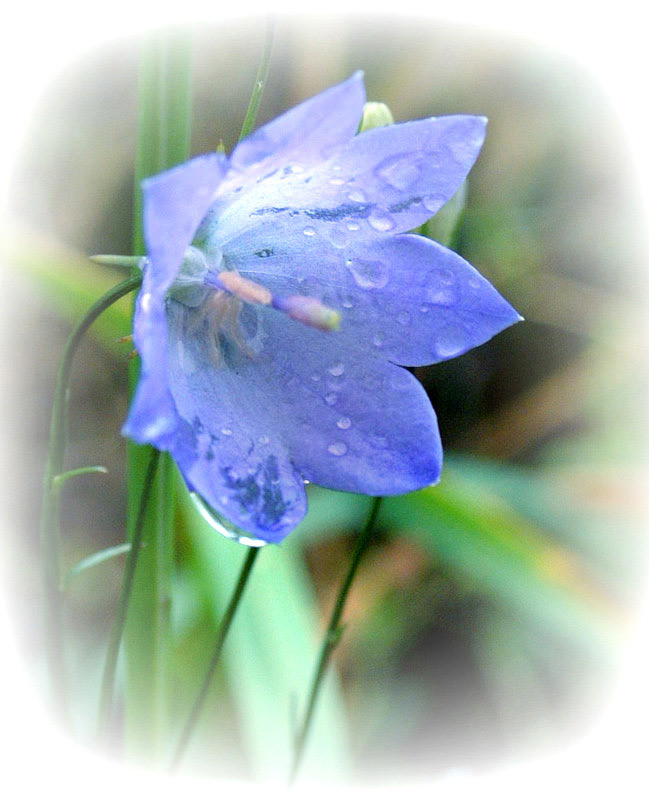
[375,154,422,190]
[327,225,348,248]
[336,416,352,430]
[372,332,385,348]
[303,226,316,236]
[220,427,232,436]
[328,362,345,377]
[328,441,348,456]
[331,163,343,172]
[422,194,443,213]
[348,189,366,203]
[426,287,457,306]
[324,391,339,406]
[342,295,354,309]
[420,304,430,314]
[311,371,321,382]
[368,210,396,232]
[369,434,388,449]
[435,325,467,359]
[329,176,345,185]
[397,311,411,326]
[258,435,270,445]
[346,257,389,289]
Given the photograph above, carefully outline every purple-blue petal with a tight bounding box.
[229,71,365,173]
[213,115,486,246]
[123,153,228,446]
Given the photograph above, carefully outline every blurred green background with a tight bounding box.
[2,14,648,784]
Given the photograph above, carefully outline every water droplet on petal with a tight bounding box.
[369,434,388,449]
[329,176,345,185]
[311,371,321,382]
[221,427,232,436]
[303,226,316,236]
[372,332,385,348]
[328,441,348,456]
[346,258,389,289]
[397,311,411,326]
[327,225,348,248]
[435,325,467,359]
[375,153,422,190]
[342,295,354,309]
[324,391,339,406]
[336,416,352,430]
[258,435,270,445]
[346,221,361,232]
[368,210,396,232]
[348,189,366,203]
[328,362,345,377]
[422,194,444,213]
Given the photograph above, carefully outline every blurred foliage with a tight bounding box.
[1,14,647,784]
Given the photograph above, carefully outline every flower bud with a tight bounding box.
[359,101,394,132]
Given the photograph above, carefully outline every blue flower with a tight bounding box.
[123,73,521,544]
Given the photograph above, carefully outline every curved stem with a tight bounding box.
[38,274,142,724]
[97,447,161,741]
[170,546,261,771]
[290,496,383,783]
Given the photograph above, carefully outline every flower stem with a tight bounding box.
[289,496,383,783]
[237,15,275,142]
[97,447,160,742]
[169,546,261,771]
[39,274,142,725]
[123,27,193,762]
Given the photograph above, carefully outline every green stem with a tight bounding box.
[290,496,383,783]
[170,546,260,770]
[123,27,193,762]
[237,15,275,142]
[39,274,142,724]
[97,448,160,742]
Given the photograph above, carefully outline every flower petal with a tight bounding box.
[162,302,308,542]
[256,313,444,494]
[229,71,365,173]
[213,115,486,246]
[142,152,228,291]
[221,222,521,367]
[123,153,228,445]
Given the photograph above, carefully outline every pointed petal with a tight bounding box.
[213,115,486,245]
[142,152,228,292]
[230,71,365,173]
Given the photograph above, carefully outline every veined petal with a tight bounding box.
[229,71,365,174]
[213,115,487,245]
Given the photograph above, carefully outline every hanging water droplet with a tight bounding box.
[189,493,268,547]
[328,362,345,377]
[368,210,396,232]
[336,416,352,430]
[375,153,422,190]
[303,226,316,236]
[327,441,348,456]
[435,325,467,358]
[346,257,389,290]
